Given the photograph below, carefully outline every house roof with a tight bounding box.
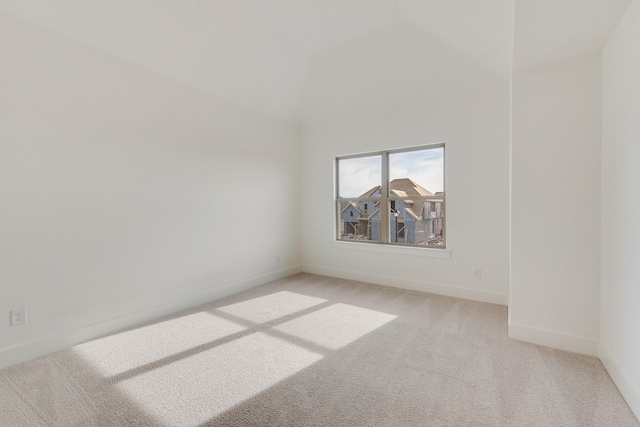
[341,201,361,214]
[389,178,433,197]
[358,178,433,199]
[356,178,438,220]
[358,186,382,198]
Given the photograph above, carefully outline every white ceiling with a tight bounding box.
[0,0,631,124]
[514,0,631,71]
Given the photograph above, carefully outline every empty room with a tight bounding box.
[1,1,639,426]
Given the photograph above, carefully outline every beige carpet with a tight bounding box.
[1,273,638,426]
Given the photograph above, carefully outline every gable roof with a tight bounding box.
[356,178,437,220]
[341,201,361,214]
[359,186,382,198]
[389,178,433,197]
[358,178,433,199]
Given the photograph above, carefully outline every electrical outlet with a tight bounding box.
[474,269,482,279]
[10,308,27,326]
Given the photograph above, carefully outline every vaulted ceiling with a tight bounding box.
[0,0,631,124]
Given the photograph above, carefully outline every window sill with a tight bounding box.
[331,240,451,259]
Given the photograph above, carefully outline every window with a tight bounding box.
[336,144,445,248]
[397,217,405,239]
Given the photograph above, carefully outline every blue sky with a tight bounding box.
[338,147,444,197]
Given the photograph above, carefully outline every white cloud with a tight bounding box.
[390,148,443,193]
[338,155,381,197]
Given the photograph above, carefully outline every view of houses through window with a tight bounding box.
[336,145,445,248]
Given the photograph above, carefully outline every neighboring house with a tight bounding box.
[340,178,444,245]
[340,199,381,241]
[341,202,360,235]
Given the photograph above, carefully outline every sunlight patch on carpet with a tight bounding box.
[115,332,323,426]
[74,312,246,376]
[215,291,326,324]
[274,303,397,350]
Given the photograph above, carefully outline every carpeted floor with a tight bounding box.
[1,273,638,426]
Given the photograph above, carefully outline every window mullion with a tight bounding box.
[335,158,340,240]
[381,152,389,244]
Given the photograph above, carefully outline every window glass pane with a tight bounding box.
[338,200,382,242]
[389,147,443,196]
[336,146,445,249]
[338,155,381,198]
[389,199,444,246]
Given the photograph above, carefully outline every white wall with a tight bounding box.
[510,52,602,356]
[0,13,300,366]
[600,0,640,418]
[300,47,510,303]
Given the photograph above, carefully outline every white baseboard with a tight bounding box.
[0,266,301,370]
[301,264,508,306]
[599,342,640,421]
[508,322,598,357]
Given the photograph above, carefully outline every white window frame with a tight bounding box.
[335,144,446,249]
